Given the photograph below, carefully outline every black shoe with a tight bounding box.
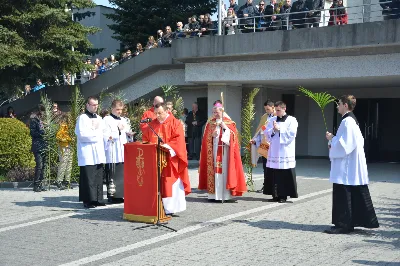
[278,198,287,203]
[84,203,96,208]
[324,227,353,234]
[62,181,72,189]
[56,182,66,190]
[93,201,106,207]
[33,186,42,192]
[268,197,279,202]
[107,198,123,204]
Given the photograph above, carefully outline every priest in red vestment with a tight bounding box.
[142,102,191,214]
[198,102,247,201]
[140,96,164,133]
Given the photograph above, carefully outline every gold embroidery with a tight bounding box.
[206,122,216,194]
[205,117,237,194]
[136,148,145,186]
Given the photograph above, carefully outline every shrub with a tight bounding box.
[5,166,35,182]
[0,118,35,175]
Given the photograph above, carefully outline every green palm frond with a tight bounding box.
[240,88,260,192]
[40,93,60,189]
[298,86,336,132]
[161,84,184,119]
[161,85,179,97]
[68,86,85,181]
[126,98,152,141]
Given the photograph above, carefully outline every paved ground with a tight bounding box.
[0,159,399,266]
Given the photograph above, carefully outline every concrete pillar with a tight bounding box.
[207,84,242,132]
[363,0,371,23]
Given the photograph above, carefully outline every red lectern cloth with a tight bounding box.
[123,142,158,222]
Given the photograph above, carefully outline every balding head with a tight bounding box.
[153,96,164,106]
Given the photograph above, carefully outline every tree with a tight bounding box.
[106,0,218,48]
[0,0,100,98]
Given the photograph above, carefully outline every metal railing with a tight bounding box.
[224,1,397,33]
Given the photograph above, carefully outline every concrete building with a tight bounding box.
[4,4,399,163]
[77,5,121,60]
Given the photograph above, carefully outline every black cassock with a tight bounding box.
[263,167,298,200]
[105,162,124,200]
[332,183,379,229]
[79,165,103,203]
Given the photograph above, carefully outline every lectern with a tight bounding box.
[123,142,171,224]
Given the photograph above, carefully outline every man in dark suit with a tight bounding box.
[185,102,206,160]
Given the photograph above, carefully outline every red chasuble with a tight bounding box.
[140,107,156,133]
[198,117,247,196]
[142,115,191,197]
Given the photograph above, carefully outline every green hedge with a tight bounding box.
[0,118,35,174]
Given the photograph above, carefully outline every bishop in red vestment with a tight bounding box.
[198,103,247,201]
[142,102,191,214]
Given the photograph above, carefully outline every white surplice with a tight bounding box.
[159,133,186,214]
[208,123,232,201]
[75,113,106,166]
[264,115,298,169]
[329,116,369,185]
[102,115,128,164]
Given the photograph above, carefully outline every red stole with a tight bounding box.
[215,131,223,174]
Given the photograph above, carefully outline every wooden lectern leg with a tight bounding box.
[158,197,171,223]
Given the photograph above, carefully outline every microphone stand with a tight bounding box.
[134,120,176,232]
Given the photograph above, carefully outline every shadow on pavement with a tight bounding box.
[352,260,400,265]
[14,196,81,210]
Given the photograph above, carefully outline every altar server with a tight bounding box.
[263,101,298,203]
[75,96,106,208]
[103,99,131,203]
[325,95,379,234]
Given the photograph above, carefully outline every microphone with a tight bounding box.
[140,118,152,123]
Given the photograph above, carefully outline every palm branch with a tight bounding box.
[40,93,60,190]
[240,88,260,192]
[298,86,336,132]
[161,84,184,119]
[67,86,85,182]
[125,98,151,141]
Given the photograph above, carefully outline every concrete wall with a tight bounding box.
[289,86,400,157]
[173,19,400,63]
[207,85,243,132]
[180,88,207,110]
[185,53,400,89]
[78,6,121,60]
[80,47,177,98]
[101,69,189,108]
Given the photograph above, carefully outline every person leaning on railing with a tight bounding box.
[305,0,325,28]
[389,0,400,20]
[290,0,309,29]
[280,0,292,30]
[200,13,215,36]
[224,8,238,35]
[328,0,347,26]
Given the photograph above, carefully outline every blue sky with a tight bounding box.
[93,0,224,20]
[94,0,114,8]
